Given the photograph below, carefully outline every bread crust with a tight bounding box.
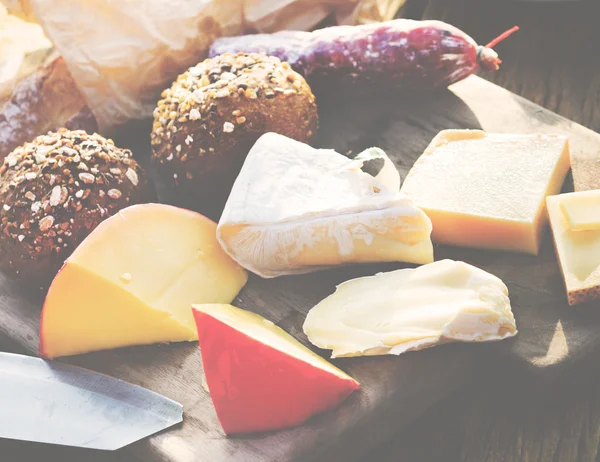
[567,286,600,306]
[0,55,97,161]
[151,52,318,219]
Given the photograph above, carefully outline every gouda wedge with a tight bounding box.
[40,263,197,359]
[39,204,248,358]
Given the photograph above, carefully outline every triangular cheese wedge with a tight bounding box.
[192,304,359,435]
[217,133,433,278]
[39,204,248,359]
[547,192,600,305]
[303,259,517,358]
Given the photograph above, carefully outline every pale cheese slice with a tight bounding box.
[217,133,433,278]
[558,190,600,231]
[303,259,517,358]
[547,192,600,305]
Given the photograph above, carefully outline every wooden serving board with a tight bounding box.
[314,74,600,379]
[1,75,600,461]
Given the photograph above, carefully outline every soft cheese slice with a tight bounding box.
[547,192,600,305]
[400,130,571,255]
[303,259,517,358]
[558,190,600,231]
[217,133,433,278]
[40,204,248,358]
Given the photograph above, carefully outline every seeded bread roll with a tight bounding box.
[0,129,152,284]
[150,52,318,219]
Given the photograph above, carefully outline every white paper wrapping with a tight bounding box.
[1,0,406,131]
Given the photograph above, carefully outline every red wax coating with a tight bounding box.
[209,20,518,91]
[192,308,359,435]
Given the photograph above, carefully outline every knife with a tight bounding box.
[0,352,183,450]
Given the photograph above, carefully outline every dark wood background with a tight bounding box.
[2,0,600,461]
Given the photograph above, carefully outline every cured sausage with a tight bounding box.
[208,20,518,91]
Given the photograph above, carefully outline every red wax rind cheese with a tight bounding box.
[209,20,517,92]
[192,304,359,435]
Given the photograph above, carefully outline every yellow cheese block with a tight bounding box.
[40,204,248,358]
[558,190,600,231]
[40,264,197,358]
[400,130,571,255]
[547,192,600,306]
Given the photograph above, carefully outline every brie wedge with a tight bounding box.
[303,259,517,358]
[217,133,433,278]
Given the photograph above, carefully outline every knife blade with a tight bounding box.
[0,352,183,450]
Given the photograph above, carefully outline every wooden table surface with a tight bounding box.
[3,0,600,461]
[372,1,600,461]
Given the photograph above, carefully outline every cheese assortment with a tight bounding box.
[4,15,593,439]
[547,191,600,306]
[400,130,571,255]
[303,260,517,358]
[216,133,434,278]
[31,124,582,434]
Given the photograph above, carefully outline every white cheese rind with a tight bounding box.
[303,259,517,358]
[217,133,433,278]
[353,147,401,192]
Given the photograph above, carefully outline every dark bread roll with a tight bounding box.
[0,128,152,284]
[150,52,318,219]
